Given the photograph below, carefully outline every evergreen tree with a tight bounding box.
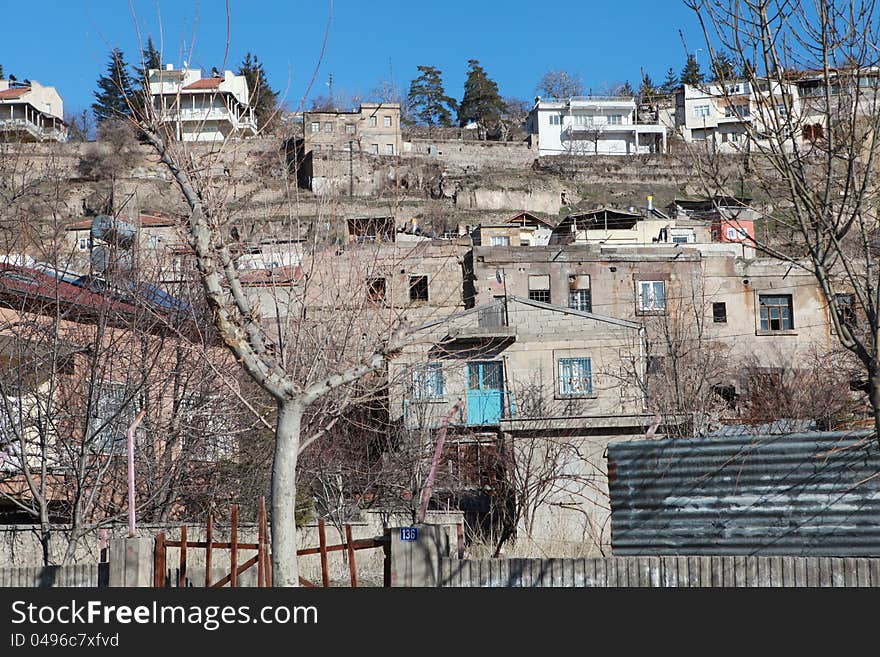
[638,72,657,100]
[661,67,679,94]
[139,37,161,85]
[680,54,705,86]
[92,48,136,125]
[0,64,4,79]
[613,80,635,97]
[711,50,737,83]
[407,65,457,128]
[457,59,506,132]
[236,53,280,131]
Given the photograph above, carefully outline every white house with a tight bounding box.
[0,79,67,142]
[527,96,666,156]
[147,65,257,142]
[675,79,801,152]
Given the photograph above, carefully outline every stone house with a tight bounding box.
[303,103,402,156]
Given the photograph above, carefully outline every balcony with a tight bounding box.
[156,107,257,133]
[0,119,67,142]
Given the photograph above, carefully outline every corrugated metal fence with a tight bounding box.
[608,430,880,556]
[439,556,880,586]
[0,564,108,587]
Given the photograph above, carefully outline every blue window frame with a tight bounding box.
[558,357,593,396]
[412,363,445,400]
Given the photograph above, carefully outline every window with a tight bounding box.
[370,144,379,154]
[549,114,563,126]
[637,280,666,312]
[759,294,793,331]
[725,103,749,118]
[324,122,333,133]
[78,237,91,251]
[490,235,510,246]
[528,274,551,303]
[384,143,395,155]
[558,357,593,396]
[345,123,356,135]
[383,115,392,127]
[607,114,623,125]
[836,293,857,331]
[369,116,378,127]
[367,277,386,303]
[412,363,445,400]
[574,115,594,126]
[568,275,592,312]
[712,302,727,323]
[694,104,711,118]
[90,382,136,454]
[520,238,530,246]
[311,122,320,133]
[409,275,428,302]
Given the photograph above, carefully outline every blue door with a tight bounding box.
[467,361,504,425]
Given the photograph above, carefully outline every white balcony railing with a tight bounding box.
[0,118,67,142]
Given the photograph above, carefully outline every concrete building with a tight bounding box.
[526,96,666,156]
[303,103,402,156]
[0,79,67,142]
[469,243,835,395]
[674,79,801,152]
[147,65,257,142]
[470,212,554,247]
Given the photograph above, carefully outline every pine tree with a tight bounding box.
[614,80,635,97]
[680,54,705,86]
[711,50,737,83]
[407,65,457,128]
[661,67,679,94]
[236,53,279,131]
[139,37,161,85]
[457,59,506,133]
[638,72,657,100]
[0,64,4,79]
[92,48,136,125]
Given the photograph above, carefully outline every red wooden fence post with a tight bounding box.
[230,504,239,588]
[345,524,358,588]
[179,525,188,587]
[154,532,166,588]
[205,513,213,588]
[318,518,330,587]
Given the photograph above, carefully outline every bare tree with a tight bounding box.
[536,69,586,100]
[685,0,880,442]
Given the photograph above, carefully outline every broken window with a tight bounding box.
[759,294,793,331]
[646,355,665,375]
[712,302,727,323]
[558,357,593,396]
[409,275,428,302]
[568,274,592,312]
[528,274,551,303]
[367,277,386,303]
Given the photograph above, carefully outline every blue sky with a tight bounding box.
[2,0,706,117]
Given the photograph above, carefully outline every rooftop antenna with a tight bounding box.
[327,73,334,109]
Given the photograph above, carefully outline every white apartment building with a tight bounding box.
[527,96,666,156]
[147,65,257,142]
[675,79,801,152]
[0,79,67,142]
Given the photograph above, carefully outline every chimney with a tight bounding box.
[165,63,173,71]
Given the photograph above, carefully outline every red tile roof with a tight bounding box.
[0,87,30,100]
[182,77,223,90]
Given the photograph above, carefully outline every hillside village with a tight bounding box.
[2,3,880,590]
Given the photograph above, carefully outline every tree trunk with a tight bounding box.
[39,505,51,566]
[271,400,302,586]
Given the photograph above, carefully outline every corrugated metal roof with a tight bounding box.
[608,430,880,556]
